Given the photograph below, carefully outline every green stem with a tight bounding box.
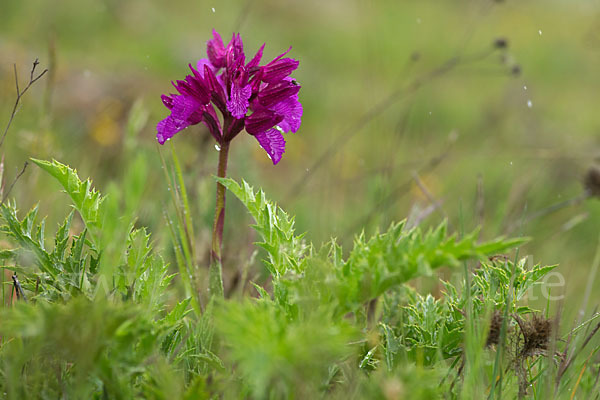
[208,139,230,298]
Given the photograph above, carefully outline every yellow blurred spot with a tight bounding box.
[90,98,123,146]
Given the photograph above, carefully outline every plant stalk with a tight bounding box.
[209,139,230,298]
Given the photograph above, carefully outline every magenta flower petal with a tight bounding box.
[196,58,213,77]
[258,80,300,107]
[156,95,203,144]
[245,108,284,135]
[246,43,265,70]
[226,33,245,68]
[271,46,292,63]
[202,104,222,142]
[227,83,252,119]
[224,117,245,142]
[161,94,175,109]
[204,65,227,114]
[272,95,303,133]
[261,49,299,83]
[207,30,226,68]
[157,117,185,144]
[254,128,286,164]
[173,73,210,105]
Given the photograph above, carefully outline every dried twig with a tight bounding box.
[0,59,48,149]
[1,162,28,205]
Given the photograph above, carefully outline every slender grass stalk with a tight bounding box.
[158,148,201,316]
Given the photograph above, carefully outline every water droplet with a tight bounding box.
[215,144,221,151]
[538,30,542,35]
[527,100,532,108]
[510,161,513,166]
[211,7,215,12]
[275,125,284,133]
[523,85,527,91]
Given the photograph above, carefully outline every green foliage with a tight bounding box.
[0,298,185,399]
[215,299,355,399]
[0,203,97,299]
[117,227,175,311]
[0,159,173,307]
[336,221,527,313]
[380,258,558,368]
[219,177,527,317]
[216,177,307,278]
[30,159,104,243]
[467,257,557,308]
[0,160,206,397]
[160,145,202,315]
[1,170,597,399]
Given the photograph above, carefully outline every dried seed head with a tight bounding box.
[520,314,552,356]
[584,165,600,198]
[486,311,504,347]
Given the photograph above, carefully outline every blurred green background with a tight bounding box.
[1,0,599,319]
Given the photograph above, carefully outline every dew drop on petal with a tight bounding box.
[215,144,221,151]
[527,100,532,108]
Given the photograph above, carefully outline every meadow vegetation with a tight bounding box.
[1,1,600,398]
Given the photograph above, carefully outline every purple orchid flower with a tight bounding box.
[157,30,302,165]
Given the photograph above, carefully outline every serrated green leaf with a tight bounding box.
[31,158,104,242]
[216,177,306,277]
[251,282,270,300]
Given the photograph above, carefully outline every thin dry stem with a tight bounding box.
[0,162,28,206]
[1,59,48,149]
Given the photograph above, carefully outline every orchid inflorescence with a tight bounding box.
[157,30,302,164]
